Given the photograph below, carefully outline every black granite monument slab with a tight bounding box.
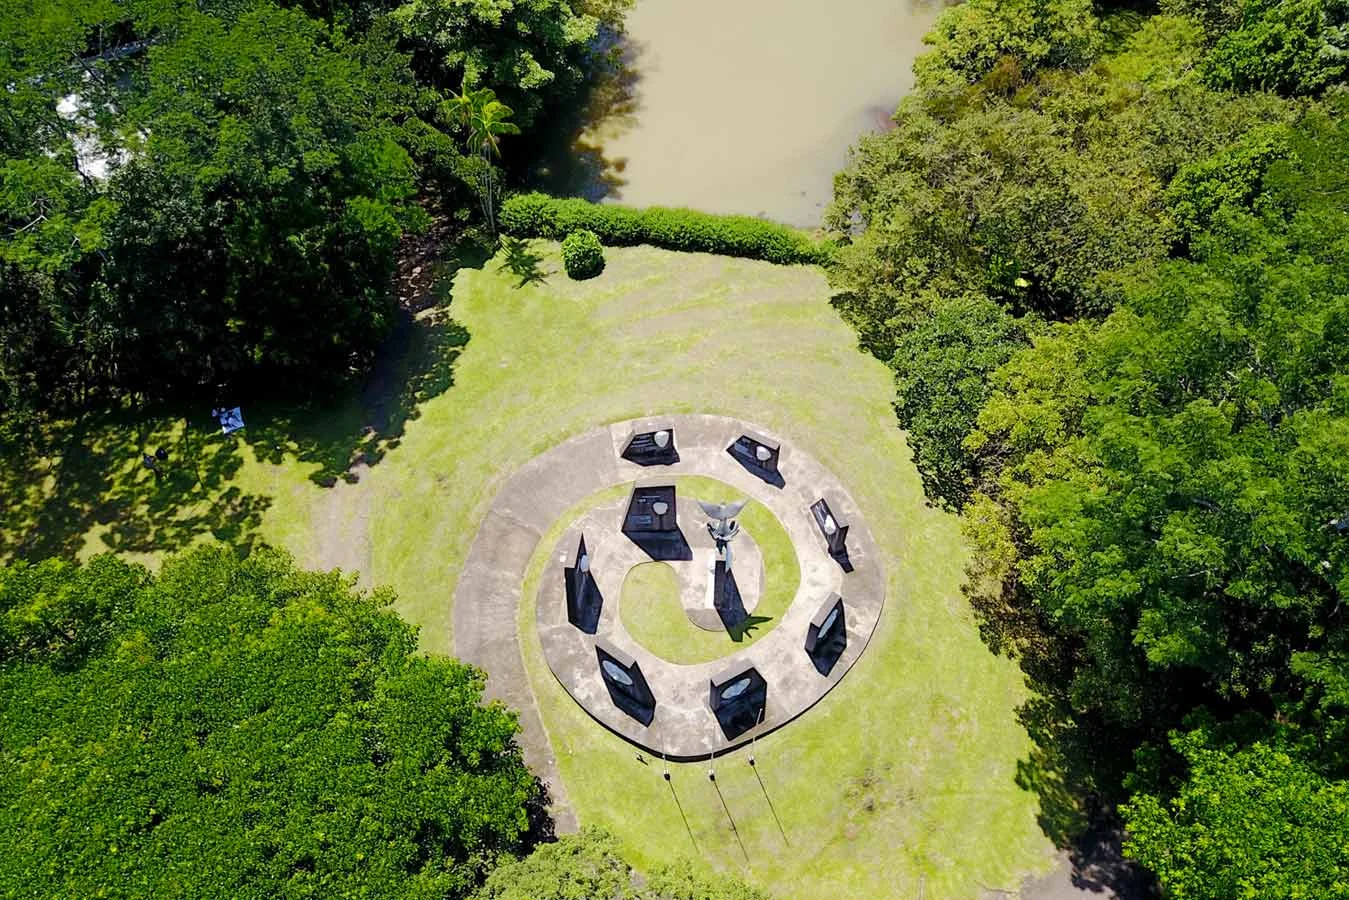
[563,534,603,633]
[621,426,679,466]
[708,662,767,740]
[622,484,677,532]
[621,484,691,560]
[596,639,656,726]
[726,431,784,488]
[805,592,847,675]
[810,494,853,572]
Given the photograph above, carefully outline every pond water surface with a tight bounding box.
[551,0,941,227]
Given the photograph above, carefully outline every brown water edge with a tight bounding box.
[530,0,942,228]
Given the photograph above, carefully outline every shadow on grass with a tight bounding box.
[240,240,486,488]
[0,237,489,562]
[969,583,1161,899]
[498,237,550,288]
[727,615,772,642]
[0,406,270,562]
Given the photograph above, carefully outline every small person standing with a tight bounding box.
[142,453,162,481]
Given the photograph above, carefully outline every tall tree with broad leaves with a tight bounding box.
[440,83,520,234]
[1122,730,1349,899]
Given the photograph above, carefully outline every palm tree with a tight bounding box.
[440,84,520,234]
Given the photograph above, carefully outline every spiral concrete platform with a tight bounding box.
[453,414,887,822]
[534,417,885,759]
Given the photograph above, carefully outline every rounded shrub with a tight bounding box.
[561,229,605,279]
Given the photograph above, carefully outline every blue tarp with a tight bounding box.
[212,407,245,435]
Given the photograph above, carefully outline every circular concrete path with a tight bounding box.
[452,415,885,826]
[536,424,884,759]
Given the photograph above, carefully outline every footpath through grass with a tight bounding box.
[2,241,1058,898]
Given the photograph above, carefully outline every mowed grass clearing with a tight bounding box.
[2,241,1057,898]
[431,243,1053,898]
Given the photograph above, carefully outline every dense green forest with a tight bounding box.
[829,0,1349,893]
[0,547,768,898]
[0,547,537,897]
[0,0,627,431]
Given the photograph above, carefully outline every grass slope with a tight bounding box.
[2,241,1056,898]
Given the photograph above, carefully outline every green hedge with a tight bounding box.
[500,193,834,265]
[561,229,605,279]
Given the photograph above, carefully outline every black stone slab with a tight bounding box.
[621,484,692,560]
[726,431,785,488]
[622,485,678,532]
[564,534,603,634]
[805,592,847,675]
[810,495,853,572]
[621,427,679,466]
[596,639,656,726]
[708,663,767,740]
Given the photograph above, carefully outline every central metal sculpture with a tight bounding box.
[698,498,750,632]
[698,498,747,570]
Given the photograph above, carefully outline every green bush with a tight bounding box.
[501,193,834,265]
[1202,0,1349,95]
[0,546,536,899]
[560,229,606,279]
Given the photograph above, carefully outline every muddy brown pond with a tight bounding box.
[538,0,941,228]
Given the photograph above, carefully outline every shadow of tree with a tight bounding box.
[240,238,485,487]
[0,234,489,562]
[498,237,550,288]
[523,772,558,847]
[968,582,1161,899]
[523,36,643,201]
[0,407,270,563]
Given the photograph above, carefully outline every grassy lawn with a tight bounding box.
[1,241,1057,897]
[619,475,799,664]
[520,447,1051,900]
[449,243,1051,898]
[0,411,309,571]
[620,562,684,639]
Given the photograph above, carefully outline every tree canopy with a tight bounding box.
[0,0,627,423]
[969,106,1349,719]
[1,1,429,414]
[829,0,1349,892]
[1200,0,1349,94]
[0,546,537,899]
[1122,731,1349,899]
[392,0,629,130]
[828,17,1292,503]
